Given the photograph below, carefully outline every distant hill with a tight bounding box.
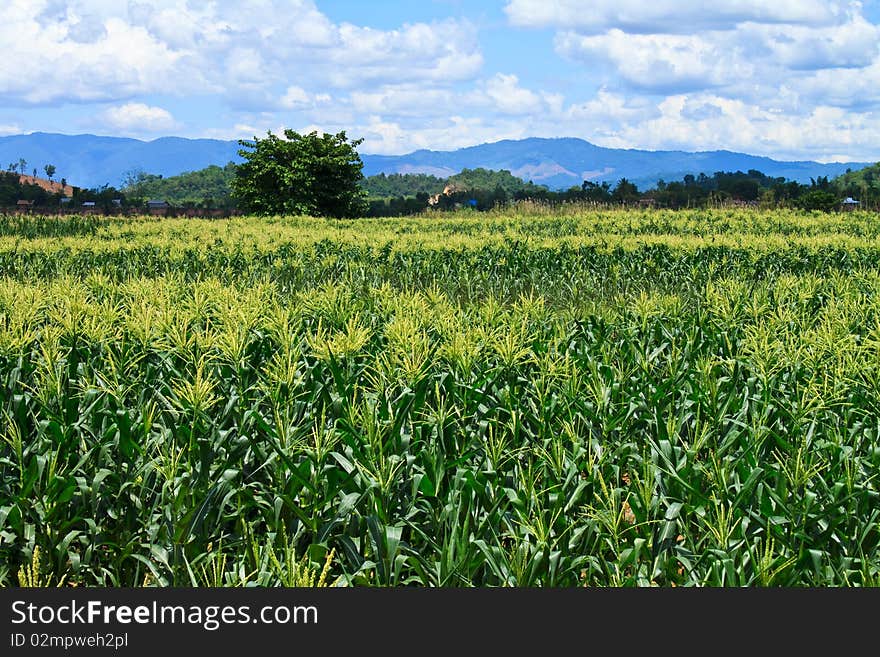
[122,163,237,206]
[0,132,872,191]
[361,138,874,190]
[832,162,880,198]
[362,168,549,199]
[17,174,73,197]
[0,132,243,189]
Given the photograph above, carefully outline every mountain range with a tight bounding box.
[0,132,872,191]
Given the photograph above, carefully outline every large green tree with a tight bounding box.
[231,129,367,217]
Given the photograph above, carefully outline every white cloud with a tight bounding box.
[348,74,551,121]
[556,29,753,93]
[483,74,543,114]
[747,15,880,70]
[548,91,880,163]
[323,20,483,87]
[280,86,332,110]
[351,73,547,119]
[0,13,185,105]
[544,3,880,115]
[350,86,457,117]
[355,115,529,155]
[0,1,483,107]
[201,123,286,141]
[5,0,880,164]
[504,0,846,34]
[357,118,414,154]
[340,79,880,162]
[795,58,880,107]
[100,103,178,134]
[563,89,657,127]
[194,70,880,163]
[225,48,269,87]
[184,77,880,164]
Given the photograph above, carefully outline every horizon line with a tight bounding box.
[1,130,873,165]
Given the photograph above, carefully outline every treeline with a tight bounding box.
[0,172,62,206]
[363,168,551,216]
[117,165,556,217]
[360,168,551,199]
[833,162,880,205]
[644,170,843,211]
[12,160,874,216]
[0,173,127,210]
[117,160,880,215]
[122,163,237,209]
[361,172,446,197]
[362,167,871,214]
[0,170,219,214]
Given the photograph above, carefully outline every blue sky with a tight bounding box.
[3,1,880,162]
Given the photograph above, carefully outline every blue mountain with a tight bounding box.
[361,137,874,190]
[0,132,871,190]
[0,132,244,189]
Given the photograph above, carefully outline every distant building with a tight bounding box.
[15,199,34,213]
[842,197,860,211]
[147,200,169,216]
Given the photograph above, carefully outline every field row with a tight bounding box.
[4,207,880,251]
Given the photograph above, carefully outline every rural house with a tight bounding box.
[147,200,169,216]
[842,197,860,211]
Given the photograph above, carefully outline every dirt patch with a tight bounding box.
[18,174,74,197]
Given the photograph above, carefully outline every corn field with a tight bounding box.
[1,207,879,586]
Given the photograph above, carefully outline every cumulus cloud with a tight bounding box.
[0,1,482,106]
[100,103,178,134]
[563,89,657,127]
[280,86,332,110]
[321,20,483,87]
[355,115,529,155]
[5,0,880,164]
[0,13,184,105]
[794,58,880,108]
[534,90,880,163]
[504,0,846,34]
[337,79,880,163]
[507,0,880,149]
[191,82,880,163]
[747,15,880,70]
[556,29,753,93]
[482,74,544,114]
[201,123,285,141]
[555,17,880,97]
[350,86,457,117]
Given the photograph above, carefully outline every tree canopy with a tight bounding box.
[361,172,447,198]
[104,149,880,216]
[122,162,237,208]
[833,163,880,206]
[231,129,367,218]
